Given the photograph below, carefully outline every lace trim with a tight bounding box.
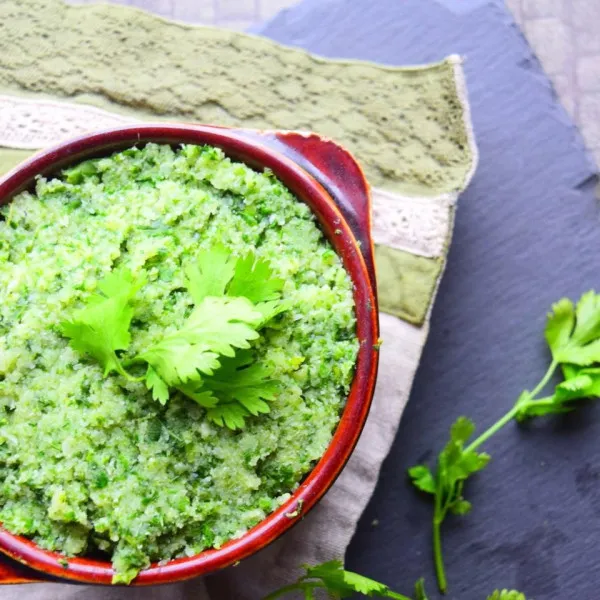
[0,95,136,149]
[0,94,451,258]
[371,189,452,257]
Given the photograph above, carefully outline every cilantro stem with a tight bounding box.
[432,501,447,594]
[464,406,520,454]
[121,356,145,368]
[529,359,558,398]
[466,359,558,453]
[113,357,145,383]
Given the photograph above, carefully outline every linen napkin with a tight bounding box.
[0,1,478,597]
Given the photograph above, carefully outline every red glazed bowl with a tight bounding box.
[0,124,379,586]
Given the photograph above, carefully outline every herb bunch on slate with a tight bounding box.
[262,560,528,600]
[262,561,428,600]
[409,290,600,593]
[61,244,288,429]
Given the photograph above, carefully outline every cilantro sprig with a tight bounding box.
[263,560,527,600]
[61,245,288,429]
[139,296,263,388]
[263,561,528,600]
[262,560,428,600]
[61,267,146,380]
[409,290,600,593]
[192,351,281,429]
[487,592,527,600]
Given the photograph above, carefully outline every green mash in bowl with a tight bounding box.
[0,144,358,583]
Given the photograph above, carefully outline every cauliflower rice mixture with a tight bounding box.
[0,144,358,582]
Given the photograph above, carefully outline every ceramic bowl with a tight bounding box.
[0,124,379,585]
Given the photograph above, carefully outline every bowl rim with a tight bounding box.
[0,124,379,585]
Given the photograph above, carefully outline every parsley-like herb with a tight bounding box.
[409,291,600,593]
[184,243,284,305]
[264,562,529,600]
[61,246,288,430]
[188,350,280,429]
[262,560,426,600]
[487,592,527,600]
[60,267,146,379]
[184,243,236,303]
[413,578,429,600]
[138,295,262,389]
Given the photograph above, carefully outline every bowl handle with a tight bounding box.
[234,129,377,294]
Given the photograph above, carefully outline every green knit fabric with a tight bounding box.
[0,149,32,176]
[375,246,443,324]
[0,0,477,325]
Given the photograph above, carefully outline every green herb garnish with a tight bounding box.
[61,245,288,429]
[60,267,146,379]
[409,290,600,593]
[487,591,527,600]
[262,560,427,599]
[187,350,280,429]
[265,561,531,600]
[138,295,262,387]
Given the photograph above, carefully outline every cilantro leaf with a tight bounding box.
[546,292,600,365]
[555,373,598,402]
[188,352,279,430]
[206,402,249,430]
[142,248,287,426]
[138,296,261,386]
[61,268,145,377]
[145,366,170,405]
[571,291,600,344]
[414,579,429,600]
[439,417,490,491]
[63,245,289,432]
[448,499,472,515]
[199,351,280,414]
[227,252,285,303]
[176,382,220,408]
[449,415,475,442]
[487,591,527,600]
[140,339,220,386]
[93,267,144,301]
[304,560,392,598]
[516,368,600,420]
[545,298,575,358]
[182,296,263,356]
[562,363,580,380]
[253,300,291,328]
[408,465,436,495]
[185,246,285,306]
[556,339,600,367]
[263,560,417,600]
[184,244,236,304]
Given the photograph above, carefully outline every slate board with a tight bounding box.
[256,1,600,598]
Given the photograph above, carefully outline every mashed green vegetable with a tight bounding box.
[0,144,358,583]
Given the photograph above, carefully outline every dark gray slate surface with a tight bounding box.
[256,1,600,598]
